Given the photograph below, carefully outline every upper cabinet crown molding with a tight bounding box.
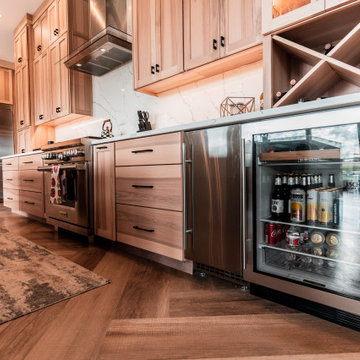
[133,0,263,96]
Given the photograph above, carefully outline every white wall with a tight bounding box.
[55,61,263,141]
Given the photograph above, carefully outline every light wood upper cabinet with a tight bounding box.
[221,0,260,57]
[133,0,183,89]
[0,67,13,104]
[16,128,31,154]
[262,0,325,34]
[15,65,30,130]
[94,143,116,241]
[34,51,50,125]
[184,0,220,70]
[33,10,49,59]
[14,28,28,69]
[49,0,68,44]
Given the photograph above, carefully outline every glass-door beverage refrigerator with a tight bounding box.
[242,104,360,329]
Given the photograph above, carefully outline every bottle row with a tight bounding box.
[264,223,360,265]
[270,172,360,228]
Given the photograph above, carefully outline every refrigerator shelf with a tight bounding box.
[259,149,340,162]
[259,242,360,268]
[257,160,360,167]
[260,218,360,236]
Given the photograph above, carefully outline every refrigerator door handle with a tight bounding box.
[241,138,247,270]
[183,142,193,251]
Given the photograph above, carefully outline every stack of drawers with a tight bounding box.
[3,154,44,218]
[115,132,184,261]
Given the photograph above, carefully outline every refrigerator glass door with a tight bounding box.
[254,122,360,299]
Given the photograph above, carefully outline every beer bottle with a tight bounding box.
[271,174,285,220]
[328,173,335,188]
[290,175,306,223]
[306,174,312,190]
[319,173,323,187]
[287,175,295,221]
[282,174,290,221]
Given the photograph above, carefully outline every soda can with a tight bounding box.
[310,230,325,245]
[267,223,277,245]
[276,223,283,242]
[318,189,333,226]
[325,232,340,247]
[287,233,301,247]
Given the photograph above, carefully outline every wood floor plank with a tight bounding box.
[98,314,360,360]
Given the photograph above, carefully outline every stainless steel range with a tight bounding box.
[37,137,98,241]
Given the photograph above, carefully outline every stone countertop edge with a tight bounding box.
[1,150,43,160]
[90,93,360,146]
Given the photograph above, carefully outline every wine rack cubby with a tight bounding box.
[264,2,360,108]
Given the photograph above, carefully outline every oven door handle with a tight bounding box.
[37,165,86,172]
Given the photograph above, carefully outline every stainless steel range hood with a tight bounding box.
[65,0,132,76]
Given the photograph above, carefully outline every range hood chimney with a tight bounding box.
[65,0,132,76]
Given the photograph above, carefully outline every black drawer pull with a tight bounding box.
[96,146,108,150]
[7,197,13,201]
[21,149,25,153]
[5,163,13,166]
[22,161,34,164]
[37,45,42,52]
[5,179,13,181]
[156,64,160,73]
[220,36,225,47]
[24,201,35,205]
[132,185,154,189]
[151,65,155,74]
[213,39,217,50]
[131,149,153,154]
[133,226,154,233]
[23,179,34,182]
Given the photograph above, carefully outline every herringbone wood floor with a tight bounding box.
[0,205,359,360]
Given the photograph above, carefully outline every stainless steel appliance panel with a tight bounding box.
[184,125,242,275]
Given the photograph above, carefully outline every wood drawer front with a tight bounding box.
[115,132,182,166]
[116,204,184,261]
[19,190,44,218]
[18,154,43,170]
[3,171,19,189]
[19,170,43,192]
[116,165,183,211]
[3,189,19,211]
[2,157,19,171]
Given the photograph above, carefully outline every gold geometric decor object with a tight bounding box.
[220,97,255,117]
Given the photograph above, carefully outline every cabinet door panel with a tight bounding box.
[49,42,60,119]
[34,53,50,125]
[41,11,50,51]
[33,20,42,59]
[94,143,116,240]
[58,0,68,36]
[48,1,58,44]
[16,128,31,154]
[133,0,157,88]
[184,0,220,70]
[221,0,259,56]
[0,68,13,104]
[58,35,70,117]
[15,65,30,130]
[157,0,184,81]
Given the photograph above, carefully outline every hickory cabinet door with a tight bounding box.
[34,51,50,125]
[15,65,30,130]
[184,0,220,70]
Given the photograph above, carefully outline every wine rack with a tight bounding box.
[264,2,360,108]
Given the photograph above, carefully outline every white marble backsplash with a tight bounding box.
[55,61,263,141]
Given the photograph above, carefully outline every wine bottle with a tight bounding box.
[324,43,334,55]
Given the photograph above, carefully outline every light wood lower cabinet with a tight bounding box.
[3,189,20,211]
[2,157,19,171]
[3,171,19,190]
[19,190,44,218]
[115,165,183,211]
[116,204,184,261]
[93,143,116,241]
[18,170,43,192]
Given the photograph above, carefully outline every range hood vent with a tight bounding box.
[65,0,132,76]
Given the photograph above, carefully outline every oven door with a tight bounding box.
[39,164,89,228]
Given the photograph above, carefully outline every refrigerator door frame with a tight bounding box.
[242,104,360,316]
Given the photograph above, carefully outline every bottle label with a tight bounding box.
[272,199,284,214]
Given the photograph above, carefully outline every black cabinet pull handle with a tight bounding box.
[220,36,225,47]
[21,149,25,153]
[18,57,22,63]
[56,107,61,113]
[5,163,12,166]
[23,161,33,164]
[156,64,160,73]
[132,185,154,189]
[151,66,155,74]
[54,28,59,36]
[7,197,13,201]
[131,149,153,154]
[96,146,108,150]
[39,114,44,120]
[37,45,42,52]
[5,179,13,181]
[24,201,35,205]
[213,39,218,50]
[23,179,34,182]
[133,226,155,233]
[20,120,24,125]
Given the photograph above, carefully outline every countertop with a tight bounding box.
[90,93,360,146]
[1,150,42,160]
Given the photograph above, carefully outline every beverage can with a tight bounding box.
[310,231,325,245]
[267,223,277,245]
[290,188,306,223]
[306,188,318,223]
[325,232,340,247]
[318,189,333,226]
[287,233,301,247]
[311,246,324,256]
[276,223,282,243]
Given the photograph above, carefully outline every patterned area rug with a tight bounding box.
[0,229,110,324]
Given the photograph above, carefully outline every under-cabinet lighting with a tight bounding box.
[76,63,82,67]
[100,48,106,52]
